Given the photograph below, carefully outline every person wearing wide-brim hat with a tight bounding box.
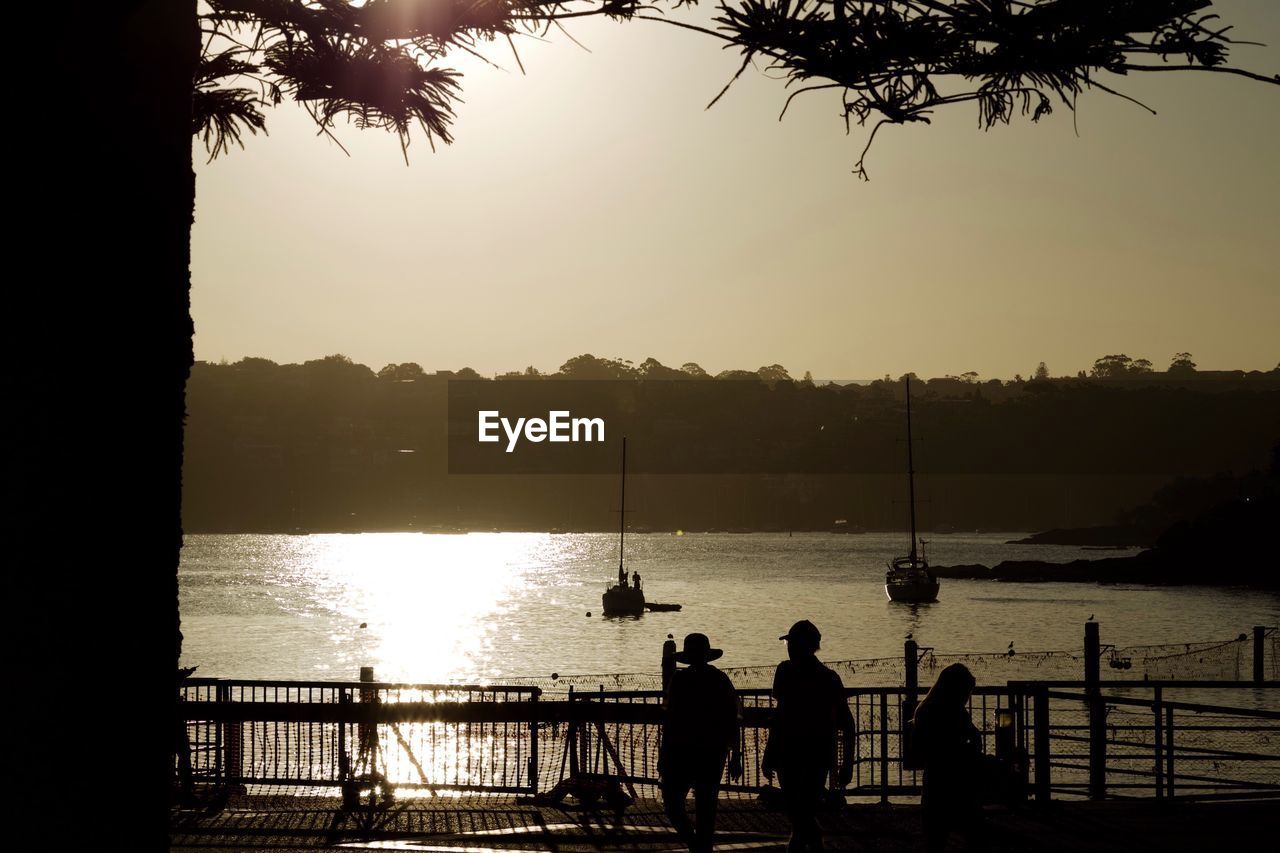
[673,632,723,664]
[764,620,854,853]
[660,633,742,853]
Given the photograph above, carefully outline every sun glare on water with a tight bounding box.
[290,533,552,683]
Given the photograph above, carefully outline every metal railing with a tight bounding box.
[179,679,1280,804]
[1012,683,1280,801]
[176,625,1278,805]
[180,678,543,795]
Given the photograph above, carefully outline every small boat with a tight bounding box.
[602,437,646,616]
[886,376,940,603]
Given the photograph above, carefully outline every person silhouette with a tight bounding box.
[660,633,742,853]
[911,663,986,852]
[764,620,854,853]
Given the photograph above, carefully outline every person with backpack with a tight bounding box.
[764,620,855,853]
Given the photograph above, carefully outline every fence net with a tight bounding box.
[505,630,1270,694]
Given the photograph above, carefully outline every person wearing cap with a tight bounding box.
[764,620,854,853]
[660,632,743,853]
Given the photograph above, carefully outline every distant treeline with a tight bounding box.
[234,351,1279,389]
[183,355,1280,533]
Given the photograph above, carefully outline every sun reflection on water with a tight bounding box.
[280,533,557,683]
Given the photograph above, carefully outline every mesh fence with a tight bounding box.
[505,630,1271,694]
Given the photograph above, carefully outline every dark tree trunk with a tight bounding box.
[13,3,197,847]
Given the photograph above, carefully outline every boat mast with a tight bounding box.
[618,436,627,587]
[905,376,918,564]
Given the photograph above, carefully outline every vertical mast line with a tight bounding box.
[906,377,918,564]
[619,436,627,581]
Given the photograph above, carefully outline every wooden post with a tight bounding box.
[1254,626,1266,685]
[1084,622,1100,688]
[1033,686,1051,805]
[580,686,591,774]
[1085,622,1106,800]
[662,635,677,693]
[359,667,377,764]
[904,639,919,719]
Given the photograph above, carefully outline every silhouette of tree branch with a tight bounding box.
[1121,63,1279,85]
[702,0,1279,177]
[195,0,1279,174]
[197,0,671,160]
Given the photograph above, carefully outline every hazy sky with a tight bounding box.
[192,1,1280,380]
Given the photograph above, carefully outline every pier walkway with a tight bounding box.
[171,796,1277,852]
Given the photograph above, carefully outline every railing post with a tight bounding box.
[597,684,606,775]
[904,640,919,701]
[1085,622,1106,800]
[215,681,229,783]
[1033,686,1050,805]
[1152,686,1163,799]
[1164,706,1175,798]
[567,686,580,778]
[1254,626,1266,685]
[528,690,540,794]
[879,691,889,804]
[338,688,351,784]
[1010,691,1029,799]
[223,683,244,793]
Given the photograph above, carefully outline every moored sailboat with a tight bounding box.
[886,376,940,603]
[602,437,646,616]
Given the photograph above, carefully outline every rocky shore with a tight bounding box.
[935,548,1278,589]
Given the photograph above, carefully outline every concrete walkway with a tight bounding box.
[170,796,1278,852]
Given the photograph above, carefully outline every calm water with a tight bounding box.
[178,532,1278,683]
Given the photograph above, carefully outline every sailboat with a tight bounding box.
[885,376,940,603]
[602,437,646,616]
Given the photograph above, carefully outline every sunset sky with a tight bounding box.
[191,0,1280,380]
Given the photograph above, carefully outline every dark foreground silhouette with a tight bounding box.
[765,620,855,853]
[910,664,987,852]
[660,633,742,853]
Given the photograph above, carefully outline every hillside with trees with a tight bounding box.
[183,353,1280,533]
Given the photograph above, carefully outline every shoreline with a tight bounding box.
[933,552,1279,590]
